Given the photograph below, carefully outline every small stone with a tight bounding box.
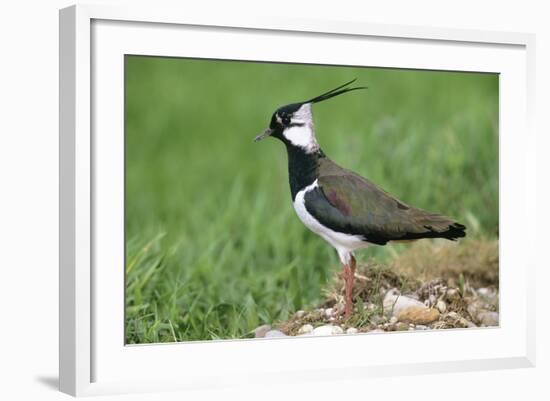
[459,318,477,328]
[477,288,499,306]
[264,329,287,338]
[397,307,440,324]
[371,315,386,325]
[395,322,409,331]
[477,287,491,296]
[332,303,344,315]
[447,311,460,320]
[383,290,425,316]
[366,303,378,311]
[324,308,334,318]
[467,301,483,319]
[389,316,398,324]
[295,310,306,319]
[436,300,447,313]
[446,288,460,302]
[298,324,313,334]
[415,325,429,330]
[478,311,499,326]
[346,327,359,334]
[254,324,272,338]
[313,325,344,336]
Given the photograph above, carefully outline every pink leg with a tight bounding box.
[343,255,357,318]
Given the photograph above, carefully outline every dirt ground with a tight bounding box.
[272,239,499,336]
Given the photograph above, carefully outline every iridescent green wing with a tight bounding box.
[305,159,465,243]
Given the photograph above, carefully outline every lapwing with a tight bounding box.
[255,79,466,318]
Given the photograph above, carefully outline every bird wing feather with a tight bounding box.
[304,162,465,244]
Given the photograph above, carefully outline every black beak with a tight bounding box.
[254,128,273,142]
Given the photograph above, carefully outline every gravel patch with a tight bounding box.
[254,240,499,337]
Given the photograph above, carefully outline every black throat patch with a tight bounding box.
[285,144,325,200]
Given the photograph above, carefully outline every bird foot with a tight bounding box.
[331,302,347,319]
[331,301,354,321]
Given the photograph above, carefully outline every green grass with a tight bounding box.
[124,56,498,343]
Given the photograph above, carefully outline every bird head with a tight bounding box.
[254,79,367,152]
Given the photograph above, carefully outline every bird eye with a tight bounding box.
[282,115,291,125]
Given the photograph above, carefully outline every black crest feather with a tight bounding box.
[303,78,368,104]
[272,79,368,120]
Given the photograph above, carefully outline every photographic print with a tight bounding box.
[125,56,498,343]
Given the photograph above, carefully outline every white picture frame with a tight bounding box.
[59,4,536,397]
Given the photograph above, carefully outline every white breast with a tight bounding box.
[292,180,369,265]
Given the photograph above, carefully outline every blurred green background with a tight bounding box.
[125,56,498,343]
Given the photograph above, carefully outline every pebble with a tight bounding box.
[415,325,429,330]
[295,310,306,319]
[371,315,386,324]
[264,330,287,338]
[467,301,483,319]
[477,287,492,297]
[333,304,344,315]
[366,303,378,311]
[436,300,447,313]
[395,322,409,331]
[383,290,426,316]
[446,288,460,302]
[459,318,477,328]
[477,311,499,326]
[298,324,314,334]
[477,288,499,306]
[397,307,440,324]
[324,308,334,318]
[346,327,359,334]
[254,324,272,338]
[384,288,439,328]
[447,311,460,320]
[313,325,344,336]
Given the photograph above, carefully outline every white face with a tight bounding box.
[281,103,319,153]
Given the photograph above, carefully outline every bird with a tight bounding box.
[254,79,466,318]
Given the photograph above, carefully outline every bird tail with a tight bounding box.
[415,211,466,241]
[436,221,467,241]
